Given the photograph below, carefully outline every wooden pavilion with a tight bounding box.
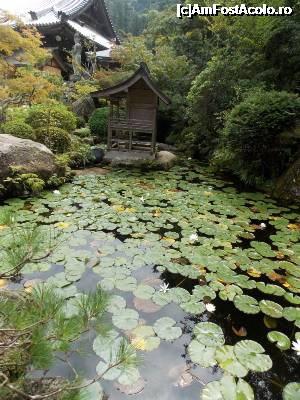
[91,63,171,154]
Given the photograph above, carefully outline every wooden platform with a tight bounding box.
[104,150,155,166]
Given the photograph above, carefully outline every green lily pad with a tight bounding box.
[193,322,225,347]
[112,309,139,330]
[283,382,300,400]
[267,331,291,350]
[234,340,272,372]
[107,295,126,314]
[133,284,155,300]
[201,375,254,400]
[259,300,283,318]
[153,317,182,341]
[215,345,248,377]
[188,339,216,368]
[234,295,260,314]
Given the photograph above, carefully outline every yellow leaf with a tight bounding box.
[288,223,300,231]
[162,236,175,244]
[0,279,8,289]
[283,282,291,288]
[247,268,262,278]
[153,209,161,217]
[55,222,70,229]
[0,225,8,230]
[131,337,147,351]
[112,205,125,213]
[25,287,33,294]
[204,191,213,196]
[125,207,136,213]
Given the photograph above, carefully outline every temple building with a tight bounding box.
[23,0,119,79]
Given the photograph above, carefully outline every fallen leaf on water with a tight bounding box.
[55,222,70,229]
[276,251,285,260]
[288,223,300,231]
[268,272,286,285]
[131,337,147,351]
[0,279,8,289]
[162,236,175,244]
[232,325,247,337]
[263,315,278,329]
[247,268,262,278]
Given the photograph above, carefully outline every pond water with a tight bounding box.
[1,163,300,399]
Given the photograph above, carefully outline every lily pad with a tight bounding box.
[234,295,260,314]
[153,317,182,341]
[267,331,291,350]
[193,322,225,347]
[283,382,300,400]
[112,309,139,330]
[259,300,283,318]
[188,339,216,368]
[234,340,272,372]
[201,375,254,400]
[215,345,248,377]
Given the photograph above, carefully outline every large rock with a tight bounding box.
[0,134,61,180]
[273,156,300,203]
[71,96,95,121]
[156,151,177,170]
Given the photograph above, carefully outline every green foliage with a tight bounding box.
[66,136,94,168]
[4,171,45,195]
[35,127,72,153]
[214,89,300,185]
[1,120,36,140]
[74,126,91,138]
[26,103,77,133]
[88,107,109,138]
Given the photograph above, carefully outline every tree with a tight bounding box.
[0,12,62,110]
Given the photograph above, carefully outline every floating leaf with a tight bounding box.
[259,300,283,318]
[153,317,182,341]
[215,345,248,377]
[193,322,225,347]
[201,375,254,400]
[133,284,155,300]
[188,339,216,368]
[112,309,139,330]
[267,331,291,350]
[234,295,260,314]
[283,382,300,400]
[234,340,272,372]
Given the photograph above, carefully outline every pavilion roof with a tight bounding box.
[91,63,171,105]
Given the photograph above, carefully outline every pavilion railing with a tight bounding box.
[108,117,155,153]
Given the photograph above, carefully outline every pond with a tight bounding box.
[1,162,300,399]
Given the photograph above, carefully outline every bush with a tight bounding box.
[89,107,109,138]
[1,121,36,140]
[26,104,77,133]
[74,126,91,138]
[35,127,72,153]
[66,136,94,168]
[214,89,300,185]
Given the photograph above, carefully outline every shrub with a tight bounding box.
[35,127,72,153]
[214,89,300,185]
[26,104,77,133]
[89,107,109,138]
[66,136,94,168]
[73,126,91,138]
[1,121,36,140]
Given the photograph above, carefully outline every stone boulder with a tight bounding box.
[273,156,300,203]
[71,96,95,122]
[155,151,177,170]
[0,134,61,180]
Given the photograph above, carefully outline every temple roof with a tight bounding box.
[25,0,119,48]
[91,63,171,105]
